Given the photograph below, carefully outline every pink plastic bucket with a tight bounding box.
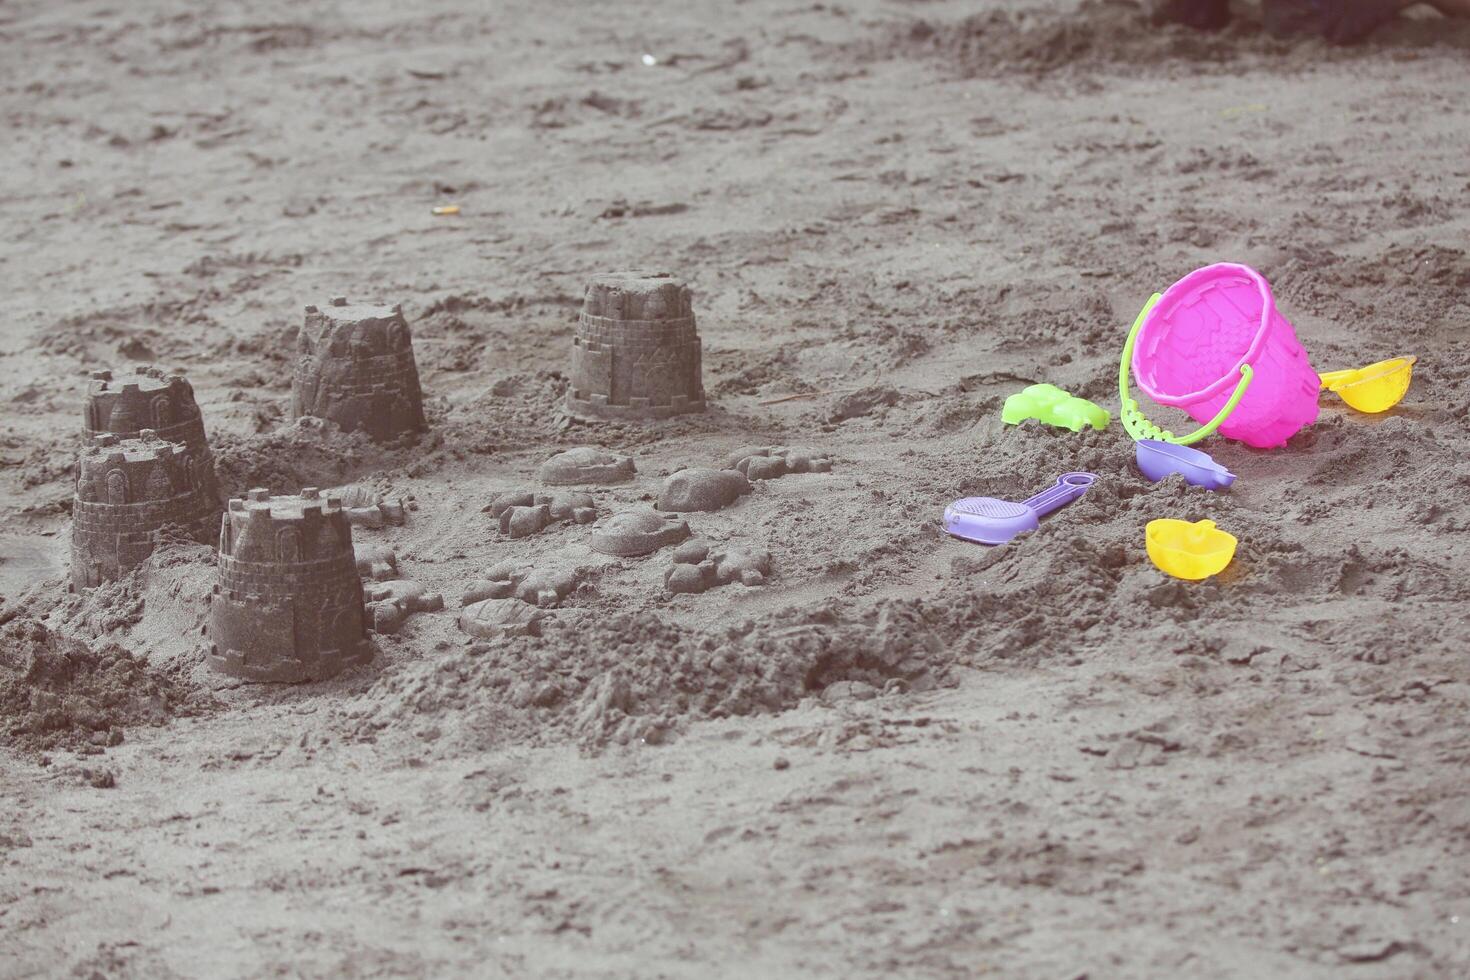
[1131,263,1319,449]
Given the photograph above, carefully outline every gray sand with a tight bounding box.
[2,0,1469,976]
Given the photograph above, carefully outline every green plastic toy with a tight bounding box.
[1002,383,1111,433]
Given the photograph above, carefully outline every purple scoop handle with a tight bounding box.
[1021,472,1097,519]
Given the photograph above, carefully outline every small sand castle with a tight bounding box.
[204,488,372,682]
[290,297,427,442]
[70,431,220,589]
[84,367,221,507]
[567,271,705,420]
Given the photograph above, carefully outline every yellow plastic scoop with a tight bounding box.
[1146,519,1237,581]
[1318,356,1416,414]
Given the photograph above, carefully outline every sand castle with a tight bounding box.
[84,368,221,509]
[70,431,220,589]
[204,488,372,682]
[566,271,705,419]
[290,297,427,441]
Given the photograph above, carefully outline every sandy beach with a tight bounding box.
[2,0,1469,975]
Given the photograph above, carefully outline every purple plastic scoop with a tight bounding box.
[1134,439,1235,491]
[943,473,1098,545]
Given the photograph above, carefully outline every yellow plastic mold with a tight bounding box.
[1318,356,1416,414]
[1146,519,1237,581]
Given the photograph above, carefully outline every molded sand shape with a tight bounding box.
[1002,384,1110,432]
[70,431,220,589]
[566,271,705,420]
[1146,519,1237,581]
[332,484,410,528]
[84,367,221,518]
[354,542,399,581]
[462,560,582,609]
[591,511,690,557]
[538,446,636,486]
[723,446,833,481]
[657,468,750,513]
[205,488,372,683]
[486,491,596,538]
[460,598,546,640]
[944,473,1097,546]
[364,580,444,635]
[1135,440,1235,491]
[291,297,427,442]
[1319,356,1416,414]
[665,538,771,594]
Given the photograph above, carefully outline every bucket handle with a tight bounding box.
[1119,293,1254,446]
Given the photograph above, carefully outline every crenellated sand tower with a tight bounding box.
[204,487,372,683]
[84,367,221,517]
[290,297,427,442]
[566,271,705,420]
[70,431,220,589]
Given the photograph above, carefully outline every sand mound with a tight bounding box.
[887,0,1470,78]
[0,617,210,754]
[896,1,1260,76]
[344,599,957,752]
[211,417,387,497]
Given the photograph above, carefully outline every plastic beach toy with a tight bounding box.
[1146,519,1237,581]
[1135,440,1235,491]
[1319,356,1416,414]
[943,473,1097,545]
[1120,263,1320,449]
[1002,384,1110,432]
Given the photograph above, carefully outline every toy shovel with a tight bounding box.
[943,473,1097,545]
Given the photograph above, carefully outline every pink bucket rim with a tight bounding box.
[1132,262,1273,409]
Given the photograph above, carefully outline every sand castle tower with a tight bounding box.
[84,368,221,518]
[204,488,371,683]
[290,297,427,442]
[567,271,705,419]
[70,431,220,589]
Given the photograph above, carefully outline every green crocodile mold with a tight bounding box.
[1002,383,1111,433]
